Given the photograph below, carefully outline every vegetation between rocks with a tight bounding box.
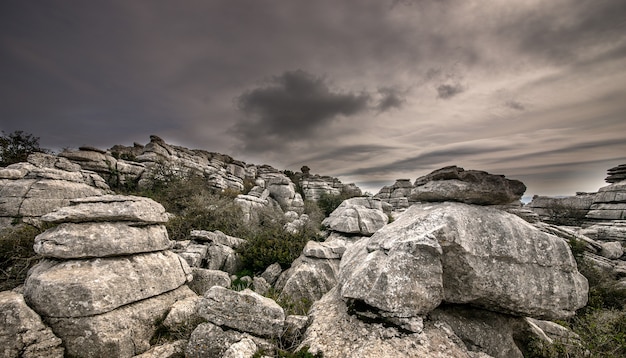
[0,224,42,291]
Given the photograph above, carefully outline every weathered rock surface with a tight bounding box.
[41,195,169,224]
[0,291,64,358]
[33,222,171,258]
[322,197,389,236]
[298,288,472,358]
[24,250,191,317]
[276,255,341,304]
[339,203,588,320]
[0,153,108,228]
[300,175,362,201]
[526,193,595,224]
[374,179,413,210]
[133,340,187,358]
[162,295,204,332]
[198,286,285,338]
[187,268,231,295]
[185,322,271,358]
[46,285,195,358]
[606,163,626,183]
[410,166,526,205]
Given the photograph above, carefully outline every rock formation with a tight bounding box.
[0,153,109,229]
[22,195,195,357]
[606,164,626,183]
[375,166,526,210]
[526,193,595,224]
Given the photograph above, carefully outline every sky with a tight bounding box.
[1,0,625,199]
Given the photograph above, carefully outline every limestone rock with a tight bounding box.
[600,241,624,259]
[260,263,283,285]
[41,195,168,224]
[302,240,347,259]
[222,338,257,358]
[162,295,205,333]
[275,255,340,304]
[526,193,594,224]
[185,323,244,358]
[374,179,413,210]
[190,230,246,248]
[339,203,588,320]
[24,251,190,317]
[298,288,471,358]
[605,163,626,183]
[187,268,231,295]
[410,166,526,205]
[45,285,195,358]
[253,276,271,295]
[33,222,171,258]
[429,305,527,358]
[322,198,389,236]
[339,225,444,317]
[132,340,187,358]
[198,287,285,338]
[0,291,64,358]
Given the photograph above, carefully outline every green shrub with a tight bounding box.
[571,309,626,358]
[0,224,42,291]
[317,190,360,217]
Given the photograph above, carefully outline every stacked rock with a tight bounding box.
[23,195,195,358]
[606,164,626,183]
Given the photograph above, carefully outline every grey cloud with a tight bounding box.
[436,83,465,99]
[288,144,397,168]
[505,101,525,111]
[376,87,406,112]
[345,144,511,176]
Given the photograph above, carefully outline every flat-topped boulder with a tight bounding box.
[34,222,171,258]
[322,197,389,236]
[410,166,526,205]
[606,164,626,183]
[41,195,169,224]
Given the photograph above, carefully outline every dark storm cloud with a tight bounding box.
[436,83,465,99]
[233,70,371,151]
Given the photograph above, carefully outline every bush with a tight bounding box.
[544,202,588,226]
[317,190,359,217]
[0,225,42,291]
[0,130,48,166]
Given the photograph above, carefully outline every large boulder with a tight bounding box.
[275,255,341,304]
[322,198,389,236]
[24,250,191,317]
[198,286,285,338]
[410,166,526,205]
[339,203,588,320]
[0,291,64,358]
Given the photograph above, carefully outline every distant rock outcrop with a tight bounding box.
[22,195,195,357]
[375,166,526,210]
[526,193,595,225]
[606,164,626,183]
[581,180,626,243]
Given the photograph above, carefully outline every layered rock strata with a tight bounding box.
[0,153,108,228]
[22,195,194,357]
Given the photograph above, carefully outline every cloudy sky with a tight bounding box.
[2,0,625,199]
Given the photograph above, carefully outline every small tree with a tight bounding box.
[0,130,47,166]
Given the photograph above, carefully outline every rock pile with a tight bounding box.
[0,153,109,229]
[375,166,526,210]
[300,175,362,201]
[526,193,595,224]
[581,180,626,243]
[22,195,195,357]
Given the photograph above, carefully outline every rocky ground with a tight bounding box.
[1,142,625,357]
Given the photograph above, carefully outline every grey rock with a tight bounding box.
[429,306,526,358]
[276,255,340,304]
[34,222,171,258]
[24,251,190,317]
[41,195,168,224]
[298,288,471,358]
[190,230,246,248]
[302,240,347,259]
[253,276,271,295]
[322,198,389,236]
[410,166,526,205]
[188,268,231,295]
[600,241,624,259]
[222,338,257,358]
[198,287,285,338]
[339,223,444,317]
[185,322,244,358]
[132,340,187,358]
[260,263,283,285]
[0,291,64,358]
[46,285,195,358]
[162,295,204,333]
